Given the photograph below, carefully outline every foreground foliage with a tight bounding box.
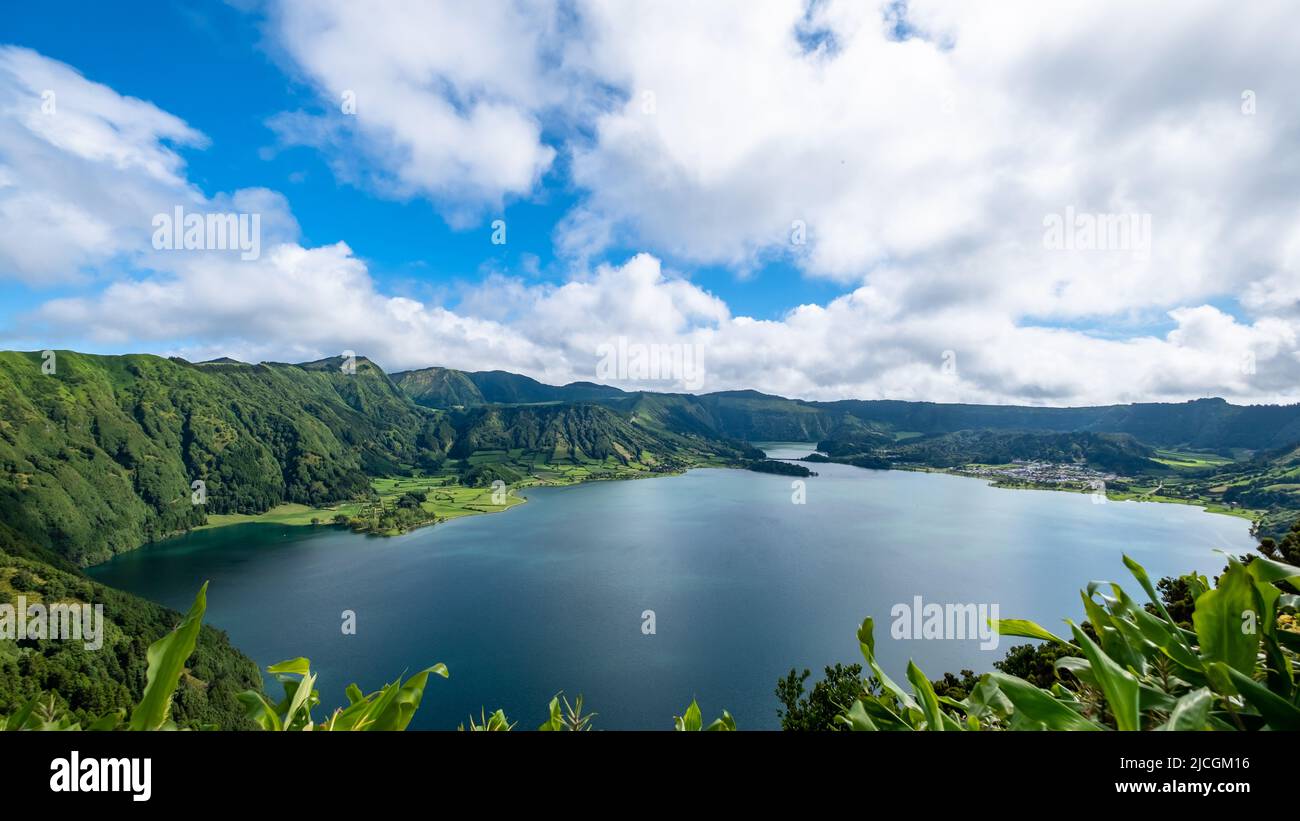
[1,583,734,731]
[7,549,1297,731]
[0,553,259,729]
[835,552,1300,730]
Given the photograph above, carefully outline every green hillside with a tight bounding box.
[392,366,485,408]
[0,532,260,729]
[0,351,452,567]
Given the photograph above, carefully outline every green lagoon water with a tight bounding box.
[88,443,1256,729]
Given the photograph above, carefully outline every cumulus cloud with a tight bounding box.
[6,5,1300,407]
[0,46,298,284]
[561,0,1300,322]
[256,0,1300,320]
[24,243,1300,406]
[264,0,566,225]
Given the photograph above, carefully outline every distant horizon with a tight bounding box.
[12,346,1299,412]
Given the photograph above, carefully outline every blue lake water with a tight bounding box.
[87,443,1256,729]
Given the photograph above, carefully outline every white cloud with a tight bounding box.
[259,0,1300,321]
[265,0,565,225]
[25,244,1300,406]
[0,46,298,283]
[7,7,1300,408]
[561,0,1300,324]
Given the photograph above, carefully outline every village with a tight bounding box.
[957,459,1121,488]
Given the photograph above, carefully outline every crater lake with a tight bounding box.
[87,444,1256,730]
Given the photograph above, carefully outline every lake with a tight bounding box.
[87,443,1256,730]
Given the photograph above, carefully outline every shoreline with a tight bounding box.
[152,461,716,546]
[856,462,1262,529]
[776,447,1262,530]
[99,450,1262,567]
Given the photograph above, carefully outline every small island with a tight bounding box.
[744,459,817,477]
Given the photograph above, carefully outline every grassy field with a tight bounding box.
[196,453,709,535]
[198,475,525,532]
[1152,448,1237,469]
[1101,487,1261,521]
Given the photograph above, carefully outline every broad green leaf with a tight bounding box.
[1159,688,1213,731]
[1193,560,1260,675]
[283,671,317,730]
[1069,620,1141,731]
[538,694,564,731]
[838,700,878,731]
[1081,586,1143,672]
[4,697,38,731]
[1245,554,1300,588]
[674,699,703,731]
[129,582,208,731]
[857,696,912,730]
[986,672,1102,731]
[905,660,946,731]
[991,618,1072,646]
[345,683,364,705]
[237,690,284,731]
[1107,582,1201,674]
[370,664,447,731]
[704,711,736,731]
[1123,555,1177,624]
[857,617,920,712]
[1214,663,1300,730]
[86,709,124,732]
[965,676,1013,721]
[1055,656,1097,687]
[267,657,312,675]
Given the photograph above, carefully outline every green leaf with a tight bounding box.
[237,690,284,731]
[538,694,564,731]
[345,683,364,705]
[267,657,312,675]
[674,699,703,731]
[86,709,124,732]
[1068,620,1141,730]
[838,700,879,731]
[1123,555,1178,624]
[282,671,317,729]
[905,660,946,731]
[4,697,39,731]
[987,672,1102,731]
[704,711,736,731]
[857,617,920,713]
[1106,582,1202,674]
[991,618,1073,646]
[370,664,448,731]
[1245,554,1300,588]
[1080,586,1143,673]
[1214,663,1300,730]
[129,582,208,731]
[1193,560,1260,675]
[964,676,1013,722]
[1159,688,1213,731]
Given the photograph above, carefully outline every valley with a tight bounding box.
[2,347,1298,728]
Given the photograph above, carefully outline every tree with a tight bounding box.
[1259,519,1300,566]
[776,663,875,731]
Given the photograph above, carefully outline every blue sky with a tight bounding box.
[0,0,835,327]
[1,1,1297,405]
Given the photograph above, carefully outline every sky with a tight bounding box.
[1,0,1299,406]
